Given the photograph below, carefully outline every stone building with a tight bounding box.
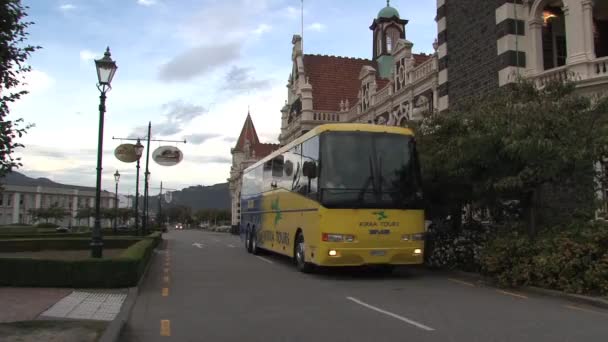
[279,1,438,145]
[436,0,608,110]
[0,172,116,227]
[228,113,280,230]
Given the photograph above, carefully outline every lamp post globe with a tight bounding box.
[91,47,117,258]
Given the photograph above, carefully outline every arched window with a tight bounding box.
[377,34,383,55]
[594,0,608,58]
[542,2,567,70]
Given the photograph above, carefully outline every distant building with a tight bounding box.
[228,113,280,230]
[0,172,116,227]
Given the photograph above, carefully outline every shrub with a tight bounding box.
[36,223,59,228]
[0,234,161,288]
[426,221,491,272]
[479,221,608,295]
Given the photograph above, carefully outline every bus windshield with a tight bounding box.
[319,131,422,209]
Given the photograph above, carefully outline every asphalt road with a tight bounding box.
[120,230,608,342]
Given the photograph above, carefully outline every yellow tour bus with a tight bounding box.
[240,123,425,272]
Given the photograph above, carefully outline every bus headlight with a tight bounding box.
[329,250,338,256]
[322,233,356,242]
[414,248,422,255]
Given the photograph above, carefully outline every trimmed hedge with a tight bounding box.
[0,233,162,288]
[0,237,140,253]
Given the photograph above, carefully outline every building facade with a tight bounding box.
[436,0,608,110]
[279,2,438,145]
[228,113,280,230]
[0,174,116,227]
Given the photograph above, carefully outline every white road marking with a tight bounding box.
[192,243,204,248]
[213,238,220,243]
[255,256,274,264]
[346,297,435,331]
[227,244,235,248]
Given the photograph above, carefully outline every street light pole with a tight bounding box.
[91,47,117,259]
[134,139,144,236]
[143,122,151,235]
[113,170,120,234]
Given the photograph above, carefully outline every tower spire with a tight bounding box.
[387,0,390,6]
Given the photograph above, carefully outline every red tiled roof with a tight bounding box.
[303,54,376,112]
[234,113,259,151]
[303,53,432,112]
[413,53,432,66]
[376,78,390,91]
[253,143,281,158]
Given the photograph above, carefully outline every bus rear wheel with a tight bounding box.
[294,233,314,273]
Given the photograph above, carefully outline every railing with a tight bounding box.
[533,65,571,88]
[533,56,608,88]
[410,57,437,85]
[591,56,608,77]
[313,112,341,122]
[375,86,390,103]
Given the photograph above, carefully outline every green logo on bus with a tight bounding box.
[271,197,282,226]
[373,211,388,221]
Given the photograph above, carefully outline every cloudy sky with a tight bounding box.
[12,0,436,195]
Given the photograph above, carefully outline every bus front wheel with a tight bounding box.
[251,231,260,255]
[245,230,252,253]
[294,233,314,273]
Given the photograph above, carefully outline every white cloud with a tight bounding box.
[253,24,272,35]
[137,0,156,6]
[59,4,76,11]
[79,49,97,62]
[15,70,54,94]
[306,22,326,32]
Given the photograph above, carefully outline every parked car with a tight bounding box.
[116,225,130,231]
[55,226,70,233]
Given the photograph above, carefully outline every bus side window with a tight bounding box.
[302,136,319,199]
[272,155,284,178]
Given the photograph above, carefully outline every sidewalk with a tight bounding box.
[0,287,130,342]
[0,287,72,323]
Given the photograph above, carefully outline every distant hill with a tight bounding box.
[148,183,230,211]
[1,171,109,193]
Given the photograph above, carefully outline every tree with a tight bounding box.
[417,79,608,235]
[0,1,40,179]
[30,205,69,224]
[75,207,94,227]
[117,208,135,225]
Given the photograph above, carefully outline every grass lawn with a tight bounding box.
[0,249,126,260]
[0,320,107,342]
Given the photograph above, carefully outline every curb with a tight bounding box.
[98,237,164,342]
[448,270,608,310]
[523,286,608,310]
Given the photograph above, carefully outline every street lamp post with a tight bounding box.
[134,139,144,235]
[113,170,120,234]
[91,47,117,258]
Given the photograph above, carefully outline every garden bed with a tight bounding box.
[0,232,162,288]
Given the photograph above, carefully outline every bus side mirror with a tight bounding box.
[302,161,317,179]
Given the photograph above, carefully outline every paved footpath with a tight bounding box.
[120,230,608,342]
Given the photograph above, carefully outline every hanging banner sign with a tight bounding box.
[114,144,139,163]
[153,146,183,166]
[164,191,173,203]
